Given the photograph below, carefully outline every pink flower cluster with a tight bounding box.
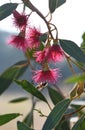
[8,10,42,51]
[34,44,63,63]
[8,10,64,85]
[33,45,63,84]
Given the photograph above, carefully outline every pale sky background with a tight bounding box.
[0,0,85,46]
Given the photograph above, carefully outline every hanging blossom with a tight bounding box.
[8,30,29,51]
[32,68,60,84]
[27,27,42,49]
[34,44,64,63]
[13,10,28,29]
[32,63,60,84]
[33,48,49,63]
[47,44,64,62]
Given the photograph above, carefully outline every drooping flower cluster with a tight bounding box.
[34,44,63,63]
[8,10,28,51]
[8,10,42,51]
[33,45,63,84]
[8,10,64,85]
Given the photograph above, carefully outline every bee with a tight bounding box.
[36,82,48,90]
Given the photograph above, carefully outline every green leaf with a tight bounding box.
[81,42,85,53]
[71,104,82,110]
[42,99,70,130]
[9,97,28,103]
[0,113,21,126]
[17,121,33,130]
[78,121,85,130]
[23,102,35,127]
[72,114,85,130]
[0,60,28,95]
[23,111,33,127]
[39,33,48,43]
[13,61,28,78]
[55,117,70,130]
[48,87,64,105]
[0,3,18,20]
[71,104,84,116]
[60,40,85,63]
[77,117,85,130]
[15,80,47,103]
[49,0,66,13]
[82,32,85,42]
[80,32,85,53]
[65,74,85,83]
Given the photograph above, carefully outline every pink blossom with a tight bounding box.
[32,68,60,84]
[13,10,28,29]
[27,27,42,49]
[47,44,64,62]
[33,45,64,64]
[8,32,28,51]
[33,48,49,63]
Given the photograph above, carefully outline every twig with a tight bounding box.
[22,0,54,40]
[65,105,85,118]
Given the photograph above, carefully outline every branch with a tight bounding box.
[22,0,54,39]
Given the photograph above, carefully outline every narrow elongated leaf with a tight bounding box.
[71,104,84,115]
[17,121,33,130]
[65,74,85,83]
[0,113,21,126]
[77,118,85,130]
[0,60,28,95]
[15,80,47,103]
[55,117,70,130]
[72,114,85,130]
[9,97,28,103]
[49,0,66,13]
[78,122,85,130]
[23,111,33,127]
[13,61,28,78]
[48,87,64,105]
[60,40,85,63]
[0,3,18,20]
[23,102,35,127]
[42,99,70,130]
